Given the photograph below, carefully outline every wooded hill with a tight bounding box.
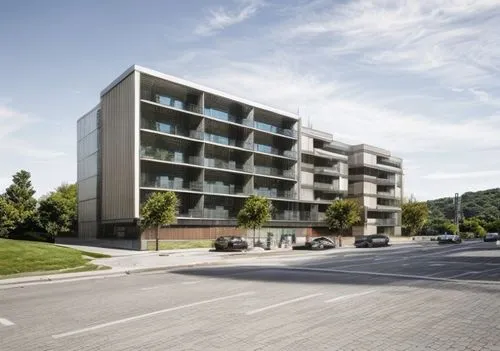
[427,188,500,222]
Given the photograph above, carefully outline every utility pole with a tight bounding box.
[454,193,461,233]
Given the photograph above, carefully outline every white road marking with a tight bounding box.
[52,291,255,339]
[275,267,500,285]
[447,271,479,279]
[245,293,323,315]
[140,286,159,291]
[430,264,445,267]
[0,318,15,327]
[325,290,377,303]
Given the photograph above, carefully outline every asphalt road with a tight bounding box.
[1,241,500,351]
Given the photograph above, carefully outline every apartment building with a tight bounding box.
[348,145,404,236]
[76,65,403,249]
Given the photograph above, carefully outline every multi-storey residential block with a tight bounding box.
[348,145,404,236]
[76,65,403,249]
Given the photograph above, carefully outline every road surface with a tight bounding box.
[1,241,499,350]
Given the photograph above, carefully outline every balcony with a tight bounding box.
[181,208,230,219]
[140,146,204,166]
[254,188,296,199]
[141,178,203,192]
[314,165,341,176]
[367,218,398,226]
[378,157,401,168]
[141,119,204,142]
[273,211,300,221]
[377,191,398,199]
[314,148,348,161]
[300,211,326,221]
[349,175,396,185]
[204,182,245,195]
[313,182,344,193]
[204,133,253,150]
[204,107,242,124]
[204,158,253,173]
[254,166,295,179]
[254,144,298,159]
[155,94,202,114]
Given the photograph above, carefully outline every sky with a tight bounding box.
[1,0,500,201]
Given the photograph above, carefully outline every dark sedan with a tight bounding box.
[484,233,499,242]
[305,237,336,250]
[214,236,248,251]
[437,234,462,244]
[354,234,390,248]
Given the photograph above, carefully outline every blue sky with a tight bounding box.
[1,0,500,200]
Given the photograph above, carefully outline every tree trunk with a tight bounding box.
[156,225,160,251]
[253,228,256,246]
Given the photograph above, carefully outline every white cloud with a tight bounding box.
[282,0,500,87]
[423,170,500,180]
[0,102,65,160]
[195,0,265,36]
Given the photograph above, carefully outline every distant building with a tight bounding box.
[76,65,403,249]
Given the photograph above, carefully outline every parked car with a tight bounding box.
[354,234,390,248]
[214,236,248,251]
[437,234,462,244]
[305,236,336,250]
[484,233,499,242]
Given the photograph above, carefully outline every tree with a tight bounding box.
[38,183,77,238]
[402,201,429,236]
[324,199,361,235]
[237,195,272,246]
[3,170,37,235]
[0,196,18,238]
[460,217,486,238]
[140,191,179,251]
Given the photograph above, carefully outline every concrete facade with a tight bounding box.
[77,65,403,249]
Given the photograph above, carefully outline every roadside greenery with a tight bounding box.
[140,191,179,251]
[0,239,110,276]
[0,170,77,241]
[402,201,429,236]
[237,195,272,245]
[324,199,361,235]
[407,189,500,237]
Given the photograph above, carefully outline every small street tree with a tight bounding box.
[3,170,37,236]
[325,199,361,235]
[38,183,77,238]
[237,195,272,246]
[140,191,179,251]
[0,196,18,238]
[402,201,429,236]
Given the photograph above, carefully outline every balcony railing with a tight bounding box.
[155,94,202,114]
[204,133,253,150]
[179,209,326,222]
[377,191,397,198]
[314,165,341,176]
[368,218,398,226]
[203,183,244,195]
[254,144,298,159]
[140,146,203,166]
[254,166,295,179]
[313,182,345,192]
[254,189,296,199]
[253,121,298,138]
[204,158,253,173]
[378,158,401,168]
[141,178,203,192]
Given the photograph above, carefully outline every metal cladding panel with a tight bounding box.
[101,72,137,221]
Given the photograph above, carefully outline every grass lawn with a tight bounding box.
[146,240,213,251]
[0,239,111,277]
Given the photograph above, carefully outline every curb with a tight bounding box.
[0,261,226,288]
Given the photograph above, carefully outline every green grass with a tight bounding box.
[147,240,213,251]
[77,250,112,259]
[0,239,110,276]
